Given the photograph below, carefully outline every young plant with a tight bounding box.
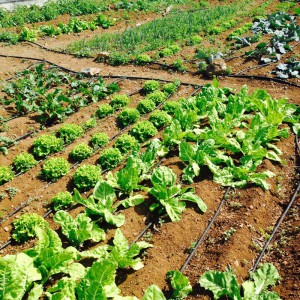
[73,180,125,227]
[54,210,106,247]
[51,191,74,211]
[0,166,15,185]
[58,123,84,144]
[162,100,181,115]
[143,80,160,94]
[117,108,140,127]
[114,134,138,154]
[13,152,38,173]
[149,110,172,128]
[12,213,49,242]
[96,103,114,118]
[110,94,131,109]
[90,132,109,149]
[98,147,123,170]
[74,164,102,191]
[81,118,97,131]
[137,99,156,114]
[149,166,207,222]
[33,134,63,158]
[146,90,167,105]
[199,263,281,300]
[167,270,192,299]
[69,143,93,162]
[135,54,152,65]
[163,81,180,95]
[130,120,158,142]
[172,59,188,72]
[42,157,70,181]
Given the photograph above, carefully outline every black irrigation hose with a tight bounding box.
[295,135,300,156]
[252,181,300,272]
[180,186,232,273]
[129,221,154,248]
[227,74,300,88]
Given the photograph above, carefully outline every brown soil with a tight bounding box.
[0,1,299,299]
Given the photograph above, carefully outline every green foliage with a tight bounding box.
[18,27,38,42]
[163,81,180,95]
[74,164,102,191]
[146,90,167,105]
[13,152,37,173]
[137,99,156,114]
[135,54,152,65]
[117,107,140,127]
[114,134,138,154]
[33,134,63,158]
[81,118,97,131]
[58,123,84,144]
[42,157,70,181]
[167,270,192,299]
[108,52,131,66]
[99,147,123,170]
[110,94,131,109]
[143,80,160,94]
[149,166,207,221]
[90,132,110,149]
[186,35,203,46]
[159,47,173,57]
[51,191,74,211]
[96,103,114,118]
[12,213,48,242]
[149,110,172,128]
[162,100,181,115]
[74,180,124,227]
[172,59,188,72]
[69,143,93,162]
[130,120,158,142]
[54,211,106,247]
[0,166,15,185]
[199,263,281,300]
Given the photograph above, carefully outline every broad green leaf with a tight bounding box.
[257,291,281,300]
[199,270,241,300]
[103,210,125,227]
[142,285,166,300]
[266,151,281,162]
[0,253,41,300]
[93,180,116,207]
[119,194,144,208]
[79,245,109,259]
[167,270,192,299]
[46,278,77,300]
[27,283,43,300]
[151,166,176,187]
[163,200,186,222]
[179,192,207,213]
[179,142,196,162]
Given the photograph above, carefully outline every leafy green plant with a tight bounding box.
[96,103,114,118]
[98,147,123,170]
[130,120,158,142]
[74,180,125,227]
[0,166,14,185]
[149,110,172,128]
[162,100,181,115]
[114,134,138,154]
[117,107,140,127]
[69,143,93,162]
[58,123,84,144]
[172,59,188,72]
[149,166,207,222]
[81,118,97,131]
[51,191,74,211]
[13,152,37,173]
[167,270,192,299]
[54,210,106,247]
[159,47,174,57]
[146,90,167,105]
[42,157,70,181]
[33,134,63,158]
[108,52,130,66]
[186,35,203,46]
[74,164,102,191]
[110,94,131,109]
[12,213,48,242]
[18,27,38,41]
[137,99,156,114]
[135,54,152,65]
[163,81,180,95]
[199,263,281,299]
[143,80,160,94]
[90,132,110,149]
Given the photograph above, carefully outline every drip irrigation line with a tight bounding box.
[0,240,12,251]
[227,74,300,88]
[25,41,71,56]
[252,180,300,272]
[3,63,38,82]
[129,221,154,248]
[180,186,232,273]
[235,62,274,75]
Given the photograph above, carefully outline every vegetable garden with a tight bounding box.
[0,0,299,299]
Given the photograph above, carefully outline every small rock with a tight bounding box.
[234,260,239,267]
[249,205,254,210]
[4,227,9,232]
[205,58,227,77]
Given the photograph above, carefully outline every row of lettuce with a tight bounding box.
[1,78,299,298]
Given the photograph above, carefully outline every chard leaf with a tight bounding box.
[179,142,196,162]
[46,278,77,300]
[151,166,176,187]
[0,253,41,300]
[142,285,166,300]
[167,270,192,299]
[179,192,207,213]
[119,194,144,208]
[199,270,241,300]
[163,199,186,222]
[93,180,116,207]
[266,151,281,162]
[77,259,119,299]
[27,283,43,300]
[79,245,109,259]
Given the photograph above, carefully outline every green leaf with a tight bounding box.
[27,283,43,300]
[151,166,176,187]
[199,270,241,300]
[167,270,192,299]
[179,142,196,162]
[163,200,186,222]
[46,278,77,300]
[119,194,144,208]
[179,192,207,213]
[77,259,119,299]
[142,285,166,300]
[0,253,42,300]
[93,180,116,207]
